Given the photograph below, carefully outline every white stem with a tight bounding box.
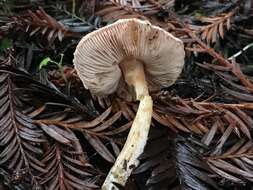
[102,58,152,189]
[119,58,149,100]
[102,95,153,190]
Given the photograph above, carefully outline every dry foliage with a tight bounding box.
[0,58,100,189]
[96,0,175,22]
[189,9,237,44]
[9,7,76,44]
[0,0,253,189]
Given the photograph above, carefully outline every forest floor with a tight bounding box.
[0,0,253,190]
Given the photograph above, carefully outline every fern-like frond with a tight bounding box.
[153,91,252,140]
[207,138,253,183]
[96,0,174,22]
[0,66,131,170]
[5,7,79,47]
[0,66,103,189]
[0,69,46,189]
[134,127,219,190]
[186,7,238,44]
[33,108,131,163]
[41,141,98,190]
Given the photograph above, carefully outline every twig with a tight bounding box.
[184,27,253,94]
[207,153,253,160]
[189,101,253,110]
[228,42,253,60]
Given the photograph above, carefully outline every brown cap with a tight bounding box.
[74,18,185,97]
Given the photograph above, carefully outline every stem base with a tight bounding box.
[102,96,153,190]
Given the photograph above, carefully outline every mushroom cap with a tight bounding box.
[74,18,185,97]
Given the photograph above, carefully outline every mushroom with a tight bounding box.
[73,18,185,189]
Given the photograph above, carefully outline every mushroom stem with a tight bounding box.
[120,58,149,101]
[102,59,152,189]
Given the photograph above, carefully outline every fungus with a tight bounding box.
[73,18,185,189]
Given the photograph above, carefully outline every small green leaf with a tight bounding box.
[39,57,52,70]
[0,38,13,55]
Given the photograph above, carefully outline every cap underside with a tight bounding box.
[74,18,185,96]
